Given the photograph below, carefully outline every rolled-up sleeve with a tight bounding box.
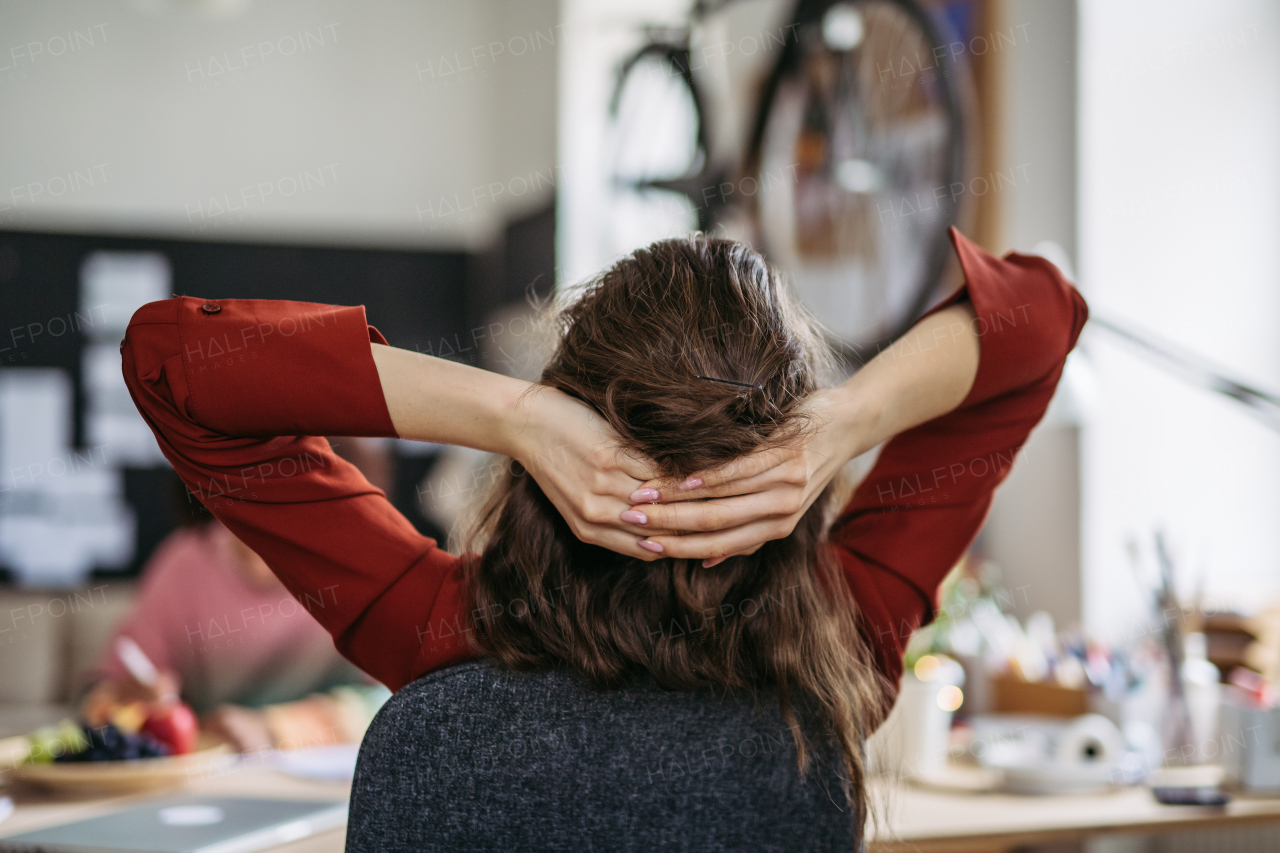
[833,228,1089,689]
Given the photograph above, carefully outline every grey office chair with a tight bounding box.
[347,661,860,851]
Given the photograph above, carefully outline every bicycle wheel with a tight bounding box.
[607,40,717,248]
[746,0,965,355]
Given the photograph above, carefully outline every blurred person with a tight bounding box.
[81,463,389,753]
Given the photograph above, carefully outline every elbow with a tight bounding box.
[120,298,184,402]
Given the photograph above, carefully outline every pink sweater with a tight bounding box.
[94,522,362,712]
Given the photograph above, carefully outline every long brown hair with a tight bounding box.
[463,235,888,823]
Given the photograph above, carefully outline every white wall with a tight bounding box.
[976,0,1083,631]
[1078,0,1280,637]
[557,0,693,286]
[993,0,1078,262]
[0,0,557,250]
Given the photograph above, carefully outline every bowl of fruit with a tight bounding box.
[1,701,234,795]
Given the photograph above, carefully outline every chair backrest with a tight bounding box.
[347,661,860,851]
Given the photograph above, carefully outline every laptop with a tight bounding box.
[0,796,347,853]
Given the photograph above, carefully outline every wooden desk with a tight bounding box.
[0,763,349,852]
[866,780,1280,852]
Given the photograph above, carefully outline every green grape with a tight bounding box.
[25,719,90,764]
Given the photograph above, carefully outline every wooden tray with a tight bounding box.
[6,745,236,795]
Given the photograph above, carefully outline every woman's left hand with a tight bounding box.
[612,299,979,564]
[616,388,869,566]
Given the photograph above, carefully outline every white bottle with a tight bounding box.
[1181,633,1221,763]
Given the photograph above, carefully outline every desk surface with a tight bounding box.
[867,777,1280,852]
[2,763,1278,852]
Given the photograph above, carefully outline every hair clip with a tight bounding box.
[695,375,766,393]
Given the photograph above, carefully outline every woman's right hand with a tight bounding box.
[506,386,670,561]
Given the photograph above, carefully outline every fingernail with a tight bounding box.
[620,510,648,525]
[679,477,703,490]
[637,539,664,553]
[630,488,660,502]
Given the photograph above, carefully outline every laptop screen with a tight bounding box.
[0,796,347,853]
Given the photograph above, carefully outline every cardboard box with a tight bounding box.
[992,675,1088,717]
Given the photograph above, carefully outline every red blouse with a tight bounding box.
[121,228,1087,695]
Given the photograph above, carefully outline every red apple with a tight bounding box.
[141,702,199,755]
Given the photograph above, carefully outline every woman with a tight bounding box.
[122,227,1086,832]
